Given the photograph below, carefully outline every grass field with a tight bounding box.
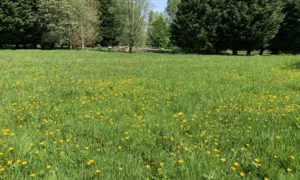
[0,50,300,179]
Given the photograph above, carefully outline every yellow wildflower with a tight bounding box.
[95,169,101,174]
[233,162,240,167]
[87,159,95,166]
[178,159,184,166]
[290,155,295,160]
[7,160,13,165]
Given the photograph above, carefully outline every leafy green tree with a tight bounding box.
[98,0,122,47]
[71,0,98,49]
[38,0,72,48]
[170,0,223,53]
[38,0,98,49]
[147,12,170,48]
[120,0,152,53]
[269,0,300,54]
[217,0,284,55]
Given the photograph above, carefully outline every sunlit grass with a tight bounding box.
[0,50,299,179]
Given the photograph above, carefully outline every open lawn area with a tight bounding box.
[0,50,300,179]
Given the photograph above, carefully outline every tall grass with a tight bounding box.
[0,50,299,179]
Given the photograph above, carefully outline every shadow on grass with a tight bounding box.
[289,61,300,70]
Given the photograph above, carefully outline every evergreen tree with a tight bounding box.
[23,0,42,48]
[170,0,223,53]
[98,0,122,47]
[217,0,284,55]
[0,0,35,48]
[147,12,170,48]
[269,0,300,54]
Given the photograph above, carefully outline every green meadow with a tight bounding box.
[0,50,300,179]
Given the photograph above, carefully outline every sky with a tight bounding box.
[152,0,167,12]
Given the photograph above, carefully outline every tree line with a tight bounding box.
[0,0,300,55]
[0,0,152,53]
[170,0,300,55]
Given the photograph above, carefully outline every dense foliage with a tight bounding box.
[171,0,223,53]
[0,0,39,48]
[147,12,170,48]
[0,0,299,54]
[98,0,122,46]
[269,0,300,54]
[171,0,284,54]
[166,0,181,21]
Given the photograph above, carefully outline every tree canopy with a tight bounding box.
[147,12,169,48]
[269,0,300,54]
[0,0,299,54]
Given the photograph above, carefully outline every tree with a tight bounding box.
[38,0,98,49]
[269,0,300,55]
[71,0,98,49]
[170,0,223,53]
[147,12,170,48]
[166,0,181,21]
[120,0,152,53]
[98,0,122,47]
[0,0,36,48]
[216,0,284,55]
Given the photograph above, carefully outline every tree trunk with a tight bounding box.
[32,44,37,49]
[232,48,238,55]
[81,37,85,49]
[246,50,251,56]
[259,48,265,55]
[129,46,133,53]
[293,50,296,55]
[50,43,55,49]
[272,49,279,55]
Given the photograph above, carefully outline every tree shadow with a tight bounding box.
[289,61,300,70]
